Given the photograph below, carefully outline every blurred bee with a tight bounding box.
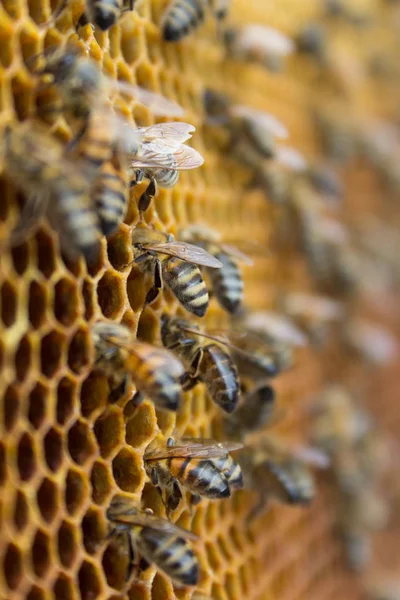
[107,500,199,587]
[204,89,288,162]
[46,0,136,30]
[365,578,400,600]
[242,436,328,518]
[279,292,345,346]
[306,163,344,204]
[340,319,399,366]
[223,383,276,441]
[124,122,204,213]
[4,121,101,263]
[144,437,243,511]
[179,224,254,314]
[161,314,240,414]
[323,0,370,27]
[92,151,128,236]
[162,0,230,42]
[224,24,294,72]
[91,321,185,410]
[296,23,328,64]
[130,224,222,317]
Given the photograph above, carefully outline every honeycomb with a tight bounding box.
[0,0,399,599]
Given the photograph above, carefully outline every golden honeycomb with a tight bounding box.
[0,0,399,599]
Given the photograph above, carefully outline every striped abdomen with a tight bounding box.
[87,0,124,30]
[56,179,101,262]
[169,457,230,499]
[153,168,179,189]
[78,110,114,169]
[93,160,127,236]
[200,344,239,413]
[210,455,243,489]
[131,347,181,411]
[162,0,207,42]
[162,257,209,317]
[137,527,199,587]
[207,252,243,313]
[260,459,315,505]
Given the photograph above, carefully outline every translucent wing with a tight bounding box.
[128,144,204,170]
[101,334,184,376]
[290,445,331,469]
[219,243,254,265]
[10,194,49,246]
[244,311,309,347]
[276,146,308,172]
[144,439,243,460]
[110,78,184,117]
[230,105,289,139]
[147,241,223,267]
[237,25,295,57]
[135,123,196,148]
[108,504,198,540]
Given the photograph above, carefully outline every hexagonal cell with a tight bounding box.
[126,267,147,312]
[217,533,234,562]
[102,535,131,591]
[67,326,92,374]
[97,271,125,319]
[0,27,13,69]
[206,541,223,575]
[91,460,113,505]
[32,529,52,577]
[28,280,47,329]
[81,507,107,555]
[3,543,23,591]
[78,560,102,600]
[125,402,157,448]
[26,0,47,23]
[27,585,47,600]
[1,280,17,327]
[68,419,97,466]
[80,372,109,418]
[15,333,32,382]
[54,277,80,326]
[53,574,75,600]
[112,447,143,493]
[37,477,59,524]
[35,228,56,278]
[13,490,29,532]
[94,410,124,458]
[57,376,77,425]
[40,329,66,378]
[82,278,96,321]
[136,307,159,343]
[107,228,132,271]
[44,426,63,473]
[28,382,48,429]
[151,572,174,599]
[58,520,79,569]
[17,431,36,482]
[65,468,88,516]
[3,383,20,432]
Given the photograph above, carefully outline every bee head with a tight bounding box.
[93,6,117,31]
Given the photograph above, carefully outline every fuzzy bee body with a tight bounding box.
[91,321,184,410]
[208,251,243,313]
[82,0,132,30]
[144,438,243,511]
[162,256,209,316]
[92,156,128,236]
[161,315,240,414]
[162,0,207,42]
[107,501,199,587]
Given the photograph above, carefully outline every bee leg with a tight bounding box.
[145,259,162,305]
[131,391,144,406]
[247,493,268,523]
[189,348,204,379]
[189,493,201,516]
[165,479,182,516]
[138,177,157,213]
[109,374,130,404]
[41,0,69,27]
[76,12,95,32]
[65,119,89,153]
[180,372,198,391]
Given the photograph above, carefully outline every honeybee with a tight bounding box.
[179,224,253,314]
[46,0,136,30]
[341,319,399,366]
[130,224,222,317]
[4,121,101,263]
[204,89,288,162]
[161,314,240,414]
[296,23,328,64]
[91,321,185,410]
[92,151,128,236]
[162,0,230,42]
[223,383,276,441]
[224,24,295,72]
[306,162,344,204]
[242,436,327,518]
[144,437,243,511]
[124,122,204,213]
[107,500,199,587]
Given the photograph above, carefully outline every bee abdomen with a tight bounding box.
[139,529,199,587]
[154,168,179,188]
[202,344,240,413]
[163,258,209,317]
[208,252,243,313]
[88,0,123,30]
[162,0,206,42]
[173,457,231,499]
[57,186,101,259]
[267,461,315,505]
[93,167,127,236]
[135,350,181,411]
[212,455,244,489]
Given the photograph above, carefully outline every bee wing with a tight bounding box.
[237,25,295,57]
[244,311,309,347]
[230,105,289,139]
[109,78,184,117]
[218,243,254,265]
[145,439,243,460]
[276,146,308,172]
[135,122,196,147]
[128,144,204,170]
[113,510,199,540]
[147,242,223,268]
[290,445,331,469]
[10,194,49,246]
